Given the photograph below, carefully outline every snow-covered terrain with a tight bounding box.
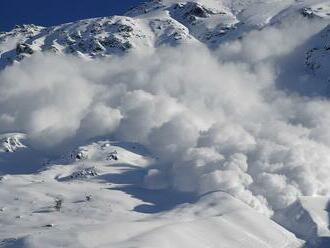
[1,0,330,247]
[0,140,303,247]
[1,0,330,68]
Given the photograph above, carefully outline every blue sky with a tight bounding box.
[1,0,144,31]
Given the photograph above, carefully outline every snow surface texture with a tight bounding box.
[0,0,330,247]
[0,141,302,248]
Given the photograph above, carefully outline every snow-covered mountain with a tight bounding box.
[1,0,330,247]
[1,0,330,69]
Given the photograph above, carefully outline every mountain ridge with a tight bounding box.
[1,0,330,72]
[1,1,330,247]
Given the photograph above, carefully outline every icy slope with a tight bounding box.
[0,140,302,248]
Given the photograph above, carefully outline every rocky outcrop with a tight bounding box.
[16,43,34,55]
[0,133,26,153]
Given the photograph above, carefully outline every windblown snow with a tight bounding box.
[0,0,330,247]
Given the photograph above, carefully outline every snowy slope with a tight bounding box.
[0,141,302,248]
[1,0,330,247]
[1,0,330,68]
[305,24,330,79]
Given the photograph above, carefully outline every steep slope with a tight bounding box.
[1,0,330,69]
[274,22,330,96]
[1,0,330,247]
[305,24,330,79]
[0,17,155,69]
[274,197,330,247]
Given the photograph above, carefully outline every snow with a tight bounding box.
[1,0,330,247]
[1,0,330,68]
[0,141,302,248]
[0,133,26,153]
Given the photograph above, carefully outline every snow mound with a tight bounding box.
[110,192,302,248]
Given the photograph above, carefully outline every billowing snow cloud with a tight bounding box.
[0,17,329,215]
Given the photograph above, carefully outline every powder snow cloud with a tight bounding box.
[0,17,329,215]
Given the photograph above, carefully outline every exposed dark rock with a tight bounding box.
[69,167,98,179]
[301,7,315,18]
[118,24,134,33]
[16,43,34,55]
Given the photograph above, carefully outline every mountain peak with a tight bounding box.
[0,0,329,69]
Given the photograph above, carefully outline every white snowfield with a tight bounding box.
[1,0,330,247]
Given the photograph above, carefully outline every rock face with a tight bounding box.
[16,43,34,55]
[1,0,330,69]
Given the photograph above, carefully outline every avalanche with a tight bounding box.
[0,0,330,247]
